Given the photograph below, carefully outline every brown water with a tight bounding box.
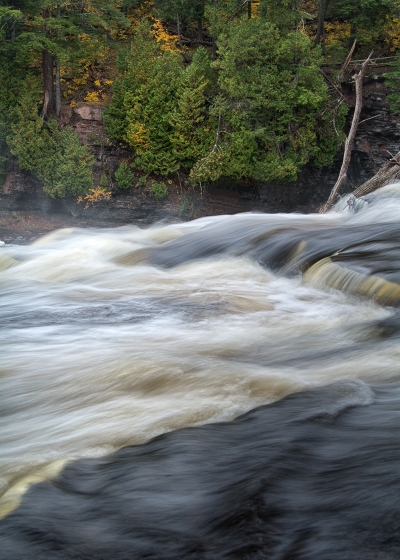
[0,184,399,558]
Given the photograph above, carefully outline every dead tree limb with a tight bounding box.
[352,151,400,198]
[320,51,373,213]
[341,40,357,75]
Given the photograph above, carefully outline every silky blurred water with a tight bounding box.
[1,183,400,510]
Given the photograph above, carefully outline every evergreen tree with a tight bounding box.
[192,16,333,183]
[170,47,215,168]
[120,21,183,174]
[259,0,300,30]
[7,83,94,197]
[318,0,400,51]
[104,20,160,144]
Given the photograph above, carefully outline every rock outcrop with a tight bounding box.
[1,77,399,233]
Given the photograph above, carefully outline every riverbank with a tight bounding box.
[0,173,336,244]
[1,77,398,241]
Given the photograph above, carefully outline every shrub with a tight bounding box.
[42,126,94,198]
[99,174,110,189]
[115,161,132,189]
[152,181,168,199]
[77,186,111,208]
[7,87,94,198]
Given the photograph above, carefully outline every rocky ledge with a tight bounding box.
[1,77,399,241]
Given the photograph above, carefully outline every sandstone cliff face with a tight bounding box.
[1,78,399,230]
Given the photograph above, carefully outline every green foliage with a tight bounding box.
[326,0,398,30]
[259,0,299,30]
[152,181,168,199]
[104,20,162,145]
[106,21,184,175]
[0,0,132,120]
[99,174,110,188]
[192,17,332,183]
[44,127,95,198]
[154,0,204,24]
[138,175,147,187]
[104,14,346,185]
[205,0,247,38]
[169,48,215,168]
[124,48,183,174]
[2,0,369,196]
[7,85,94,197]
[324,0,400,52]
[0,56,35,143]
[386,51,400,113]
[105,26,217,176]
[313,100,349,167]
[102,79,129,143]
[115,161,133,189]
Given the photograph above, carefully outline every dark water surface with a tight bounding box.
[2,380,400,560]
[1,184,400,558]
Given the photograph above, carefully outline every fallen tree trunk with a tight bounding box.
[352,151,400,198]
[320,52,373,213]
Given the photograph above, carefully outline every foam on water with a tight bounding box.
[0,184,399,510]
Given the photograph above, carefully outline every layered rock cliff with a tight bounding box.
[1,76,399,238]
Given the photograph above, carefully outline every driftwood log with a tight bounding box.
[352,151,400,198]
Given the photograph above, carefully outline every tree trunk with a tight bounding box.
[42,49,55,118]
[41,8,54,119]
[55,5,61,118]
[197,18,203,41]
[320,52,373,213]
[341,40,357,75]
[55,61,61,117]
[247,1,252,19]
[315,0,325,47]
[176,13,190,62]
[352,152,400,198]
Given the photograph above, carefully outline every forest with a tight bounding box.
[0,0,399,199]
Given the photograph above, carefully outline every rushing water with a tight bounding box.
[1,184,400,558]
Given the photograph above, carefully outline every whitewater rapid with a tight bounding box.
[1,184,400,517]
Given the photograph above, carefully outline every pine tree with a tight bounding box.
[170,48,215,168]
[103,19,160,144]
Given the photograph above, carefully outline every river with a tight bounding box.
[1,184,400,559]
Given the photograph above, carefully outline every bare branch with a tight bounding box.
[320,52,373,213]
[341,39,357,74]
[192,112,222,177]
[358,113,383,126]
